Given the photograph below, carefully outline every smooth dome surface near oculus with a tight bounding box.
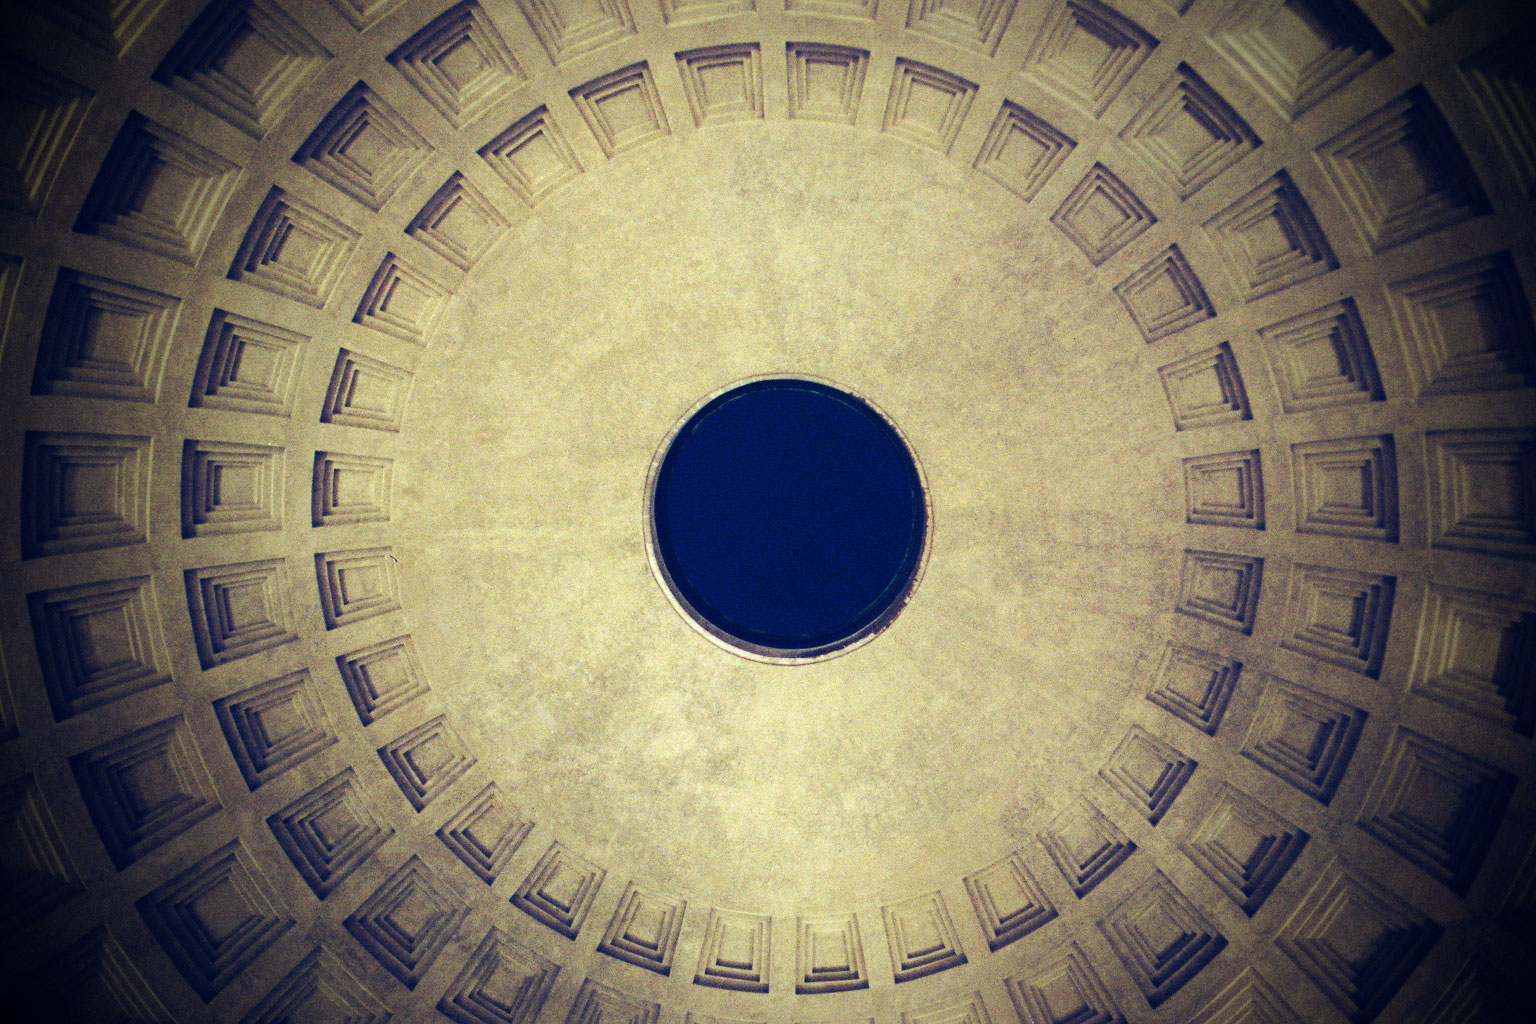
[651,379,926,657]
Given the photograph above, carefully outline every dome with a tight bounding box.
[1,0,1534,1021]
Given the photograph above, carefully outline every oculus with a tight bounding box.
[647,377,928,662]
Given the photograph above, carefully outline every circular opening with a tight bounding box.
[647,377,929,663]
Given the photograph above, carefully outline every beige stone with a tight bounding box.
[0,0,1533,1021]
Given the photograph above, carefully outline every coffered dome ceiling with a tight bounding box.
[1,1,1534,1022]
